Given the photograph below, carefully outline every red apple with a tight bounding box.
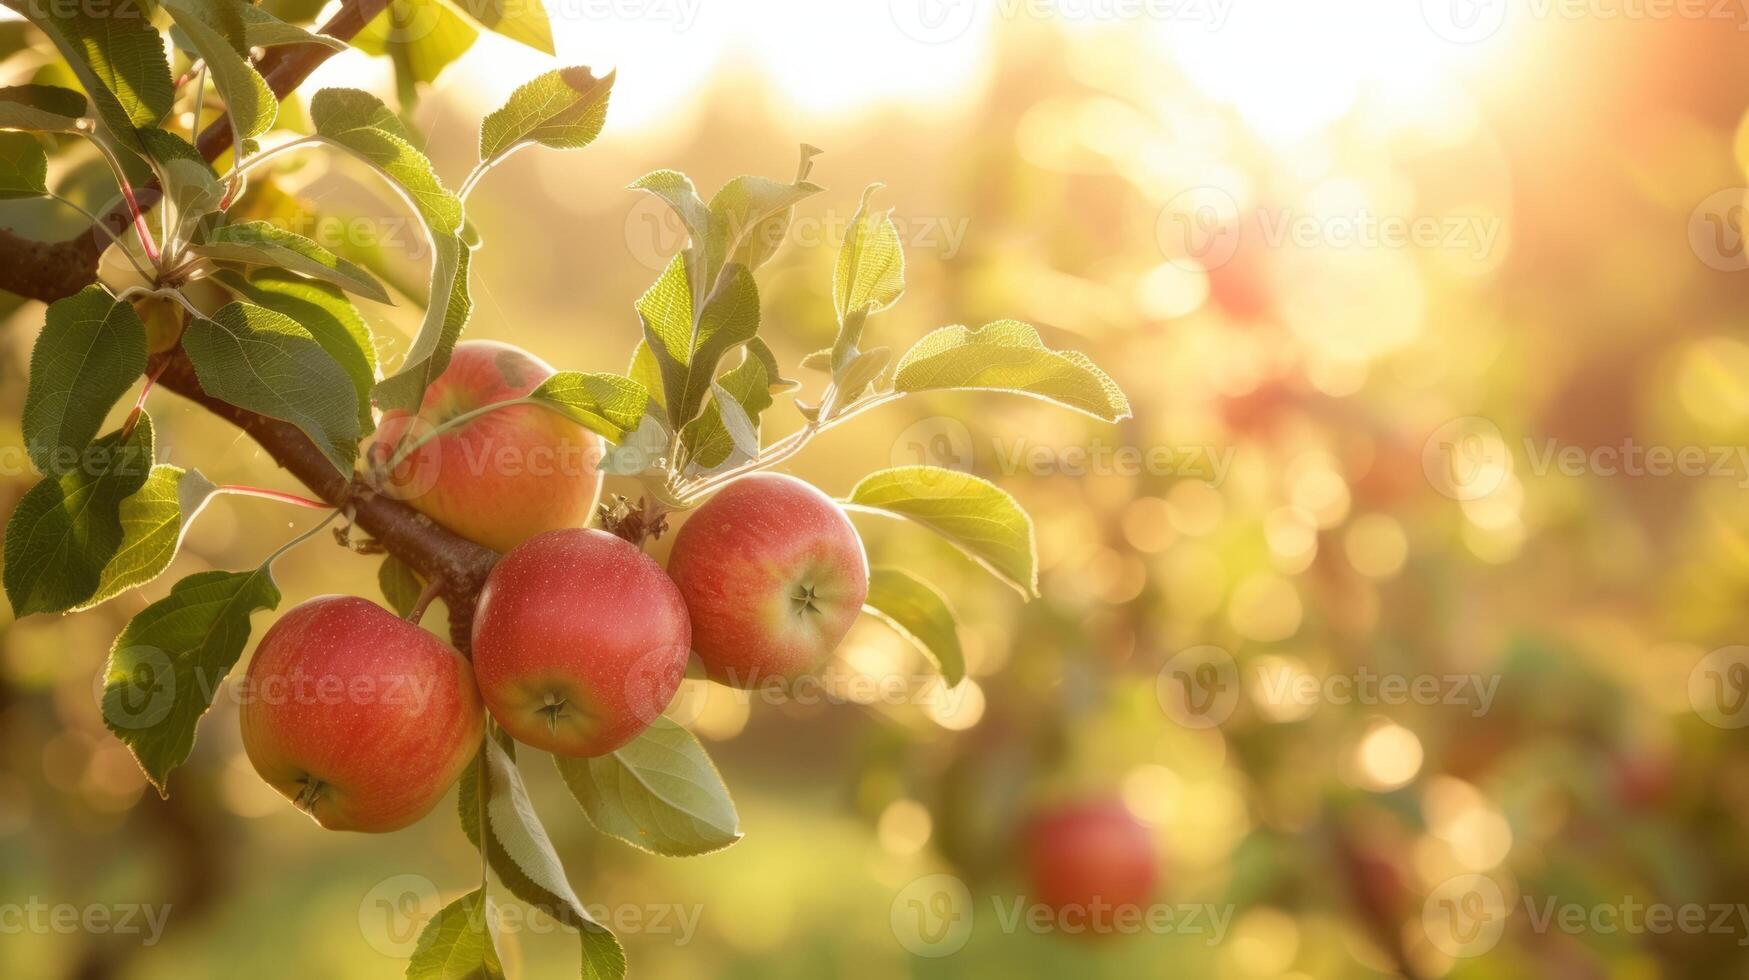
[471,528,690,757]
[666,473,869,687]
[1023,798,1158,933]
[239,596,485,833]
[367,340,604,553]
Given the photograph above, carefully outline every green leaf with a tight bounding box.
[527,372,650,442]
[236,2,347,50]
[406,888,505,980]
[628,169,713,314]
[637,257,761,429]
[863,567,964,686]
[195,221,392,304]
[833,345,891,404]
[706,149,824,276]
[22,286,147,475]
[452,0,553,54]
[731,144,821,272]
[81,466,219,610]
[310,87,462,231]
[554,717,741,857]
[892,320,1132,422]
[832,184,905,327]
[373,234,471,413]
[182,302,363,475]
[4,417,155,616]
[5,0,174,150]
[598,413,670,477]
[478,67,612,163]
[0,132,47,198]
[678,344,782,471]
[378,554,424,618]
[627,341,666,413]
[310,88,470,413]
[220,269,379,435]
[102,566,282,795]
[353,0,478,106]
[0,84,88,132]
[162,0,277,141]
[159,156,225,249]
[845,466,1038,598]
[459,737,626,979]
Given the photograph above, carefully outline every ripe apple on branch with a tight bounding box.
[0,0,1132,974]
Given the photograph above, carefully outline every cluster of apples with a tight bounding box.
[239,342,869,832]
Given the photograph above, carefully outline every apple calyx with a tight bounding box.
[540,692,570,734]
[791,584,824,616]
[293,777,326,814]
[597,494,669,546]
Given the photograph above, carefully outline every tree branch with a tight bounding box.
[0,0,391,303]
[154,350,499,649]
[2,0,498,648]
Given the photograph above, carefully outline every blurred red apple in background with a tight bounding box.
[1023,797,1158,934]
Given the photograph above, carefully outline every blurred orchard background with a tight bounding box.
[6,0,1749,977]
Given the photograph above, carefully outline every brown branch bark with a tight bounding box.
[0,0,391,303]
[154,351,498,647]
[3,0,500,647]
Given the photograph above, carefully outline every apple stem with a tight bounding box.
[120,360,170,441]
[220,485,332,510]
[293,777,325,813]
[406,576,445,624]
